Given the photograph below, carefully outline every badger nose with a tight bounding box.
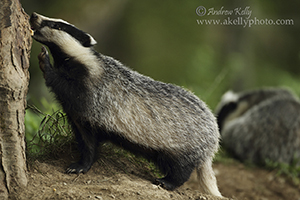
[31,12,38,19]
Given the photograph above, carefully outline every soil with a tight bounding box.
[20,145,300,200]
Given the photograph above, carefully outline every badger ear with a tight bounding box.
[88,33,97,46]
[222,90,238,102]
[83,33,97,47]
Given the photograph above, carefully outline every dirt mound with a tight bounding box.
[23,160,223,200]
[19,146,300,200]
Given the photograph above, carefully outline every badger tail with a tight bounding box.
[196,158,222,197]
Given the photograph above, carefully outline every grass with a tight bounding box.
[265,158,300,185]
[25,104,74,160]
[213,147,237,165]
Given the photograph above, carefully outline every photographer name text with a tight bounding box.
[207,6,252,19]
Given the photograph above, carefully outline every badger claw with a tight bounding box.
[38,46,51,77]
[66,162,90,174]
[155,178,177,191]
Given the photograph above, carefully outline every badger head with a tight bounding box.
[215,91,250,132]
[30,12,97,48]
[30,12,103,76]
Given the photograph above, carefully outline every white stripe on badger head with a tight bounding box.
[221,90,238,103]
[33,13,102,77]
[49,27,103,77]
[34,12,71,25]
[35,13,97,47]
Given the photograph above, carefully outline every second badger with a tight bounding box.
[30,12,221,196]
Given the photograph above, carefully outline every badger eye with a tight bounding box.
[52,23,61,30]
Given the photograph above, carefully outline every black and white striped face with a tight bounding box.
[216,90,254,132]
[30,12,103,77]
[215,91,250,131]
[30,12,97,48]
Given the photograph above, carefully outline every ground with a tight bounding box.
[20,145,300,200]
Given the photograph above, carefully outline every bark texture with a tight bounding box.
[0,0,31,198]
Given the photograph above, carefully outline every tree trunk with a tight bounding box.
[0,0,31,198]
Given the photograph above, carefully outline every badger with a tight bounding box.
[30,12,222,196]
[216,87,300,166]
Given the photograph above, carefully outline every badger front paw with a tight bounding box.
[38,46,51,76]
[66,162,91,174]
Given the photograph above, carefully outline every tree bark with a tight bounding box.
[0,0,31,198]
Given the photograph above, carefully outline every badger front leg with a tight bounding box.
[66,120,98,174]
[38,46,52,79]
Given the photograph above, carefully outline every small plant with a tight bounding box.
[25,103,74,159]
[265,158,300,185]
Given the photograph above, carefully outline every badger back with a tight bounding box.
[85,59,221,158]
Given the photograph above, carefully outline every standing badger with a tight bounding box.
[216,87,300,166]
[30,13,222,196]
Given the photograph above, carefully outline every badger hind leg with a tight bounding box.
[196,158,222,197]
[155,157,195,190]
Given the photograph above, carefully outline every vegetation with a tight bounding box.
[214,147,300,186]
[265,158,300,185]
[25,99,74,159]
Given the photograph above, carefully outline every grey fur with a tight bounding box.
[30,13,222,196]
[216,87,300,166]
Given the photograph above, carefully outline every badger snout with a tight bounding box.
[30,12,44,38]
[30,12,40,31]
[30,12,38,20]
